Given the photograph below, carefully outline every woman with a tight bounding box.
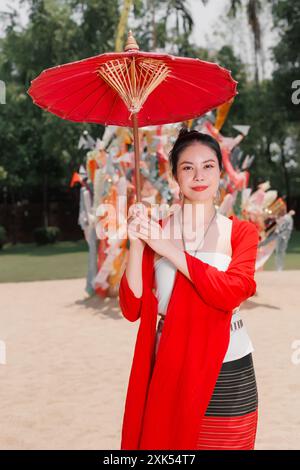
[119,128,259,450]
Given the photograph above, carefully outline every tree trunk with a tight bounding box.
[254,46,259,87]
[43,172,48,228]
[151,0,156,49]
[280,142,291,208]
[10,186,17,245]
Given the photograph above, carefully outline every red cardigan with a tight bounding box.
[118,214,259,450]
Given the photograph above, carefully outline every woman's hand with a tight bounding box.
[127,203,148,248]
[132,210,172,258]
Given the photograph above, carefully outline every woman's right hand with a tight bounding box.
[127,202,149,245]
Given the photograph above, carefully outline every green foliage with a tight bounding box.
[33,225,61,244]
[213,18,300,199]
[0,0,114,227]
[0,225,7,248]
[0,0,299,241]
[271,0,300,123]
[129,0,196,54]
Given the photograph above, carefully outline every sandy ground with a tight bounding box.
[0,271,299,450]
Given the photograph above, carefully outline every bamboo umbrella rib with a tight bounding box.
[131,57,136,97]
[97,58,170,114]
[120,59,134,98]
[138,60,153,97]
[138,62,169,106]
[109,59,135,105]
[99,61,131,106]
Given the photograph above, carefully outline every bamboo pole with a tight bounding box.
[131,113,141,202]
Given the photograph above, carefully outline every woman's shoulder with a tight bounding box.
[234,215,258,232]
[230,215,260,245]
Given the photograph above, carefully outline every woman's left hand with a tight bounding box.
[133,212,172,257]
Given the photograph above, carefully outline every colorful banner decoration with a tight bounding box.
[71,112,287,297]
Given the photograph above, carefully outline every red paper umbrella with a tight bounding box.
[28,31,238,202]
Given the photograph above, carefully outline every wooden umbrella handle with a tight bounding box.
[132,113,141,203]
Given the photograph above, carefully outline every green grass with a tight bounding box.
[0,240,89,282]
[0,231,300,283]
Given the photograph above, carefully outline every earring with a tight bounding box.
[179,189,183,200]
[214,188,221,204]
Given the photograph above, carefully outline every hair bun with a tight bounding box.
[177,127,199,140]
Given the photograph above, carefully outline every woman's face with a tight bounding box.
[175,142,221,202]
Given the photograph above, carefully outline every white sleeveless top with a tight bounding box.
[154,251,254,363]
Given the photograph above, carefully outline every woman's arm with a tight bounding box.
[118,204,147,322]
[119,240,145,323]
[162,222,259,312]
[130,211,259,312]
[125,239,144,298]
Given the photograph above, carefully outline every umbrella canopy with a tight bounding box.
[28,31,238,201]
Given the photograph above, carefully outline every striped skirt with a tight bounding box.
[154,318,258,450]
[197,353,258,450]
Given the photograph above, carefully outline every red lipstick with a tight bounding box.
[191,185,208,192]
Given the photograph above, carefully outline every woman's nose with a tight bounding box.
[193,169,205,181]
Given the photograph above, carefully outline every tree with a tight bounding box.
[270,0,300,204]
[228,0,263,85]
[129,0,204,56]
[0,0,118,234]
[271,0,300,123]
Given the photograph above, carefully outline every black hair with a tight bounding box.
[168,127,223,178]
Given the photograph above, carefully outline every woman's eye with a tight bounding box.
[182,165,214,170]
